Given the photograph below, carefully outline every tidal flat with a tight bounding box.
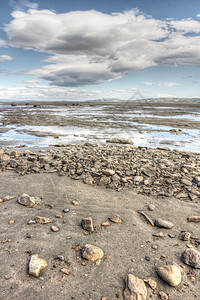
[0,99,200,152]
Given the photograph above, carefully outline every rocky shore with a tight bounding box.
[1,142,200,299]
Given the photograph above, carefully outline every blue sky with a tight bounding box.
[0,0,200,101]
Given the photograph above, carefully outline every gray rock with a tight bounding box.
[157,265,181,286]
[98,176,111,186]
[187,216,200,222]
[154,218,174,229]
[18,193,35,208]
[50,225,60,232]
[81,217,94,232]
[178,231,191,241]
[147,204,156,211]
[81,244,104,261]
[181,248,200,268]
[124,274,147,300]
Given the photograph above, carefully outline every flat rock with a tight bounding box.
[159,291,169,300]
[18,193,35,208]
[28,254,48,277]
[81,217,94,232]
[181,248,200,268]
[157,265,182,286]
[187,216,200,222]
[154,218,174,229]
[124,274,147,300]
[106,137,133,145]
[50,225,60,232]
[109,214,123,224]
[35,216,52,224]
[103,169,115,176]
[81,244,104,261]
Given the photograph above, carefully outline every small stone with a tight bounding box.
[63,208,70,213]
[133,176,144,184]
[55,214,62,218]
[153,232,164,238]
[106,137,133,145]
[147,204,156,211]
[103,169,115,176]
[154,218,174,229]
[179,231,191,241]
[35,216,52,224]
[181,248,200,268]
[159,291,169,300]
[145,256,151,261]
[28,220,36,224]
[98,176,111,186]
[71,200,79,206]
[109,214,123,224]
[81,217,94,232]
[0,198,3,203]
[168,234,176,238]
[3,195,16,202]
[81,244,104,261]
[124,274,147,300]
[60,268,70,275]
[101,221,111,227]
[50,225,60,232]
[28,254,48,277]
[144,278,157,290]
[157,265,182,286]
[18,193,35,208]
[151,245,158,250]
[57,255,65,261]
[187,216,200,222]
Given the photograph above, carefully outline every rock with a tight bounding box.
[159,291,169,300]
[187,216,200,222]
[81,244,104,261]
[181,248,200,268]
[63,208,70,213]
[106,137,133,145]
[124,274,147,300]
[35,216,52,224]
[71,200,79,206]
[28,254,48,277]
[181,178,192,186]
[101,221,111,227]
[144,278,157,290]
[147,204,156,211]
[98,176,111,186]
[153,232,164,238]
[157,265,182,286]
[133,176,143,184]
[0,198,3,203]
[81,217,94,232]
[154,218,174,229]
[103,169,115,176]
[50,225,60,232]
[179,231,191,241]
[18,193,35,208]
[3,195,16,202]
[60,268,70,275]
[109,214,123,224]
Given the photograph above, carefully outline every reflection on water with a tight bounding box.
[0,102,200,152]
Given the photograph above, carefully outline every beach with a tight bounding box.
[0,139,200,299]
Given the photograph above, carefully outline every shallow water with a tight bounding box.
[0,101,200,152]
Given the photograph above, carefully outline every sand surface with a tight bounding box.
[1,170,200,299]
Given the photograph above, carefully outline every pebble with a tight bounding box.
[154,218,174,229]
[57,255,65,261]
[50,225,60,232]
[35,216,52,224]
[71,200,79,206]
[153,232,164,238]
[124,274,147,300]
[179,231,191,241]
[159,291,169,300]
[60,268,70,275]
[81,217,94,232]
[187,216,200,222]
[109,214,123,224]
[147,204,156,211]
[17,193,35,208]
[144,278,157,290]
[63,208,70,213]
[81,244,104,261]
[181,248,200,268]
[101,221,111,227]
[157,265,182,286]
[103,169,115,176]
[28,254,48,277]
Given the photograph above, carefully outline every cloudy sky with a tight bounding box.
[0,0,200,101]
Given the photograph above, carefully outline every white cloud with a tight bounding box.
[0,55,14,62]
[3,8,200,87]
[157,94,177,98]
[9,0,38,11]
[143,81,179,87]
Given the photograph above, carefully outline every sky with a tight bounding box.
[0,0,200,101]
